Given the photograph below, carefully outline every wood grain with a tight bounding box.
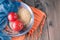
[45,0,60,40]
[23,0,60,40]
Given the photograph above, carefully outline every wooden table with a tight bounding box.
[22,0,60,40]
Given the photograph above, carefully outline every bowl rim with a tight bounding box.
[3,2,34,36]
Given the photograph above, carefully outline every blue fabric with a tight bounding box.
[0,36,11,40]
[0,31,11,40]
[0,0,21,40]
[0,0,4,4]
[0,0,21,30]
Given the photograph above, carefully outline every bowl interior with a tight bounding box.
[3,2,34,36]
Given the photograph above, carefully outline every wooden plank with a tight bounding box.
[53,1,60,40]
[45,0,60,40]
